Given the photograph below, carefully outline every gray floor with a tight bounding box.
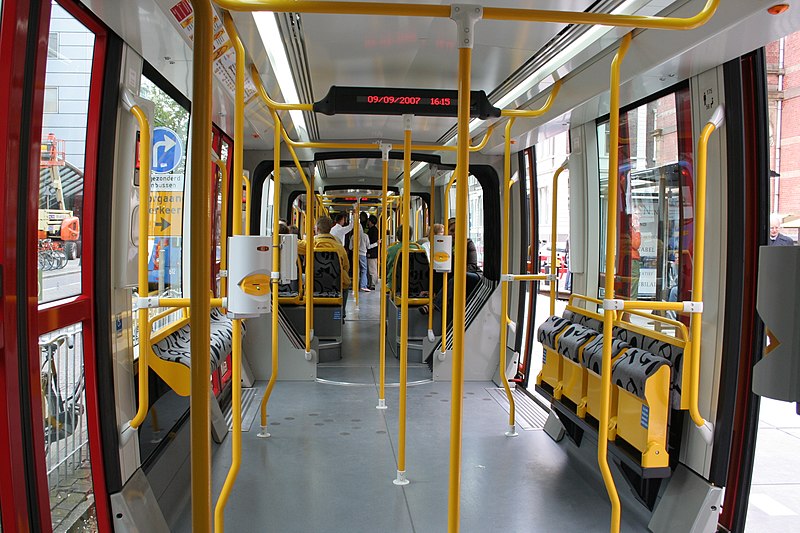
[173,287,657,532]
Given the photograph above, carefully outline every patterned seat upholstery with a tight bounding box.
[614,328,685,408]
[582,336,631,374]
[611,347,671,399]
[563,309,604,333]
[151,308,245,370]
[393,250,430,299]
[556,324,599,363]
[313,251,342,298]
[537,315,572,350]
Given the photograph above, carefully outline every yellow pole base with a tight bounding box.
[393,470,410,486]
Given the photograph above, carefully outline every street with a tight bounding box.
[41,259,82,303]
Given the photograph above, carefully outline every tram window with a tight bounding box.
[38,324,97,531]
[37,3,97,305]
[596,87,694,320]
[139,75,189,297]
[260,176,275,235]
[447,174,485,269]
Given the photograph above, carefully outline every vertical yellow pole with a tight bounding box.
[499,117,518,436]
[259,109,282,435]
[307,168,315,356]
[599,33,632,533]
[129,105,150,430]
[354,200,360,305]
[394,118,412,486]
[215,14,245,531]
[377,145,390,410]
[188,1,213,531]
[427,168,435,337]
[448,7,479,529]
[550,163,567,317]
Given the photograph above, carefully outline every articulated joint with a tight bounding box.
[136,296,161,310]
[603,298,625,311]
[450,5,483,49]
[379,142,392,161]
[683,301,704,313]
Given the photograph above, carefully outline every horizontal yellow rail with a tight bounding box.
[251,63,313,111]
[217,0,718,31]
[149,298,225,308]
[500,80,561,118]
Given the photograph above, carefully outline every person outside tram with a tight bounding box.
[769,213,795,246]
[297,216,352,318]
[629,213,642,300]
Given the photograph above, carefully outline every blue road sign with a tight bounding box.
[151,127,183,174]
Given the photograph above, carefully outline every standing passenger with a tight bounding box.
[330,211,354,244]
[367,215,379,290]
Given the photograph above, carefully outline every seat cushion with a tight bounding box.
[563,309,604,333]
[613,328,684,408]
[611,347,671,399]
[582,336,631,374]
[556,324,598,363]
[537,315,572,350]
[151,310,246,372]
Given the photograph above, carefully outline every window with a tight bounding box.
[446,173,484,269]
[44,87,58,113]
[47,31,59,58]
[596,88,694,319]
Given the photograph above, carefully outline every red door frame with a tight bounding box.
[22,0,113,531]
[0,0,45,530]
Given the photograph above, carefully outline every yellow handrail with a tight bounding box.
[427,168,435,336]
[599,32,632,533]
[215,12,246,532]
[447,44,472,533]
[250,63,313,111]
[500,80,561,118]
[498,117,518,436]
[258,108,283,435]
[394,119,412,486]
[218,0,718,31]
[188,1,213,531]
[550,161,568,316]
[129,105,150,431]
[377,144,390,409]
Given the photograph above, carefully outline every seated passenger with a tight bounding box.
[385,226,418,290]
[420,223,445,261]
[297,216,352,316]
[448,218,481,274]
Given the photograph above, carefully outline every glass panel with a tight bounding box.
[38,5,95,304]
[536,130,571,294]
[139,76,189,298]
[39,323,97,531]
[597,88,693,324]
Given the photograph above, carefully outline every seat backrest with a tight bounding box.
[392,249,429,298]
[313,250,341,297]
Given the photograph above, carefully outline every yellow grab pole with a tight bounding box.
[687,106,724,443]
[214,13,245,532]
[129,105,150,430]
[250,63,313,111]
[599,32,632,533]
[217,0,718,31]
[280,128,315,357]
[448,7,479,528]
[258,109,282,436]
[427,167,435,337]
[377,144,390,410]
[394,119,412,486]
[499,117,518,436]
[188,1,213,531]
[354,199,360,305]
[440,171,455,357]
[550,161,568,317]
[500,80,561,118]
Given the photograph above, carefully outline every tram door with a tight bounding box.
[23,1,111,531]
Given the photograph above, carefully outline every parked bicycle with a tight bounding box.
[38,238,68,271]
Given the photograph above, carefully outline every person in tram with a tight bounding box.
[297,216,352,317]
[769,213,795,246]
[366,215,379,290]
[420,223,444,261]
[447,217,481,274]
[330,211,354,244]
[385,226,406,290]
[352,213,372,292]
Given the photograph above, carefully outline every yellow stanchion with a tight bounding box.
[427,167,435,338]
[214,13,246,532]
[187,1,213,531]
[498,117,518,437]
[549,162,568,317]
[394,120,412,486]
[354,199,361,305]
[598,32,632,533]
[440,170,457,358]
[377,144,390,410]
[258,108,283,437]
[218,0,718,30]
[128,105,150,431]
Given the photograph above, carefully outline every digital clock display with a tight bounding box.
[314,86,501,119]
[356,95,456,107]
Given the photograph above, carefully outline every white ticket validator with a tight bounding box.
[280,234,298,283]
[227,235,272,318]
[433,235,452,272]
